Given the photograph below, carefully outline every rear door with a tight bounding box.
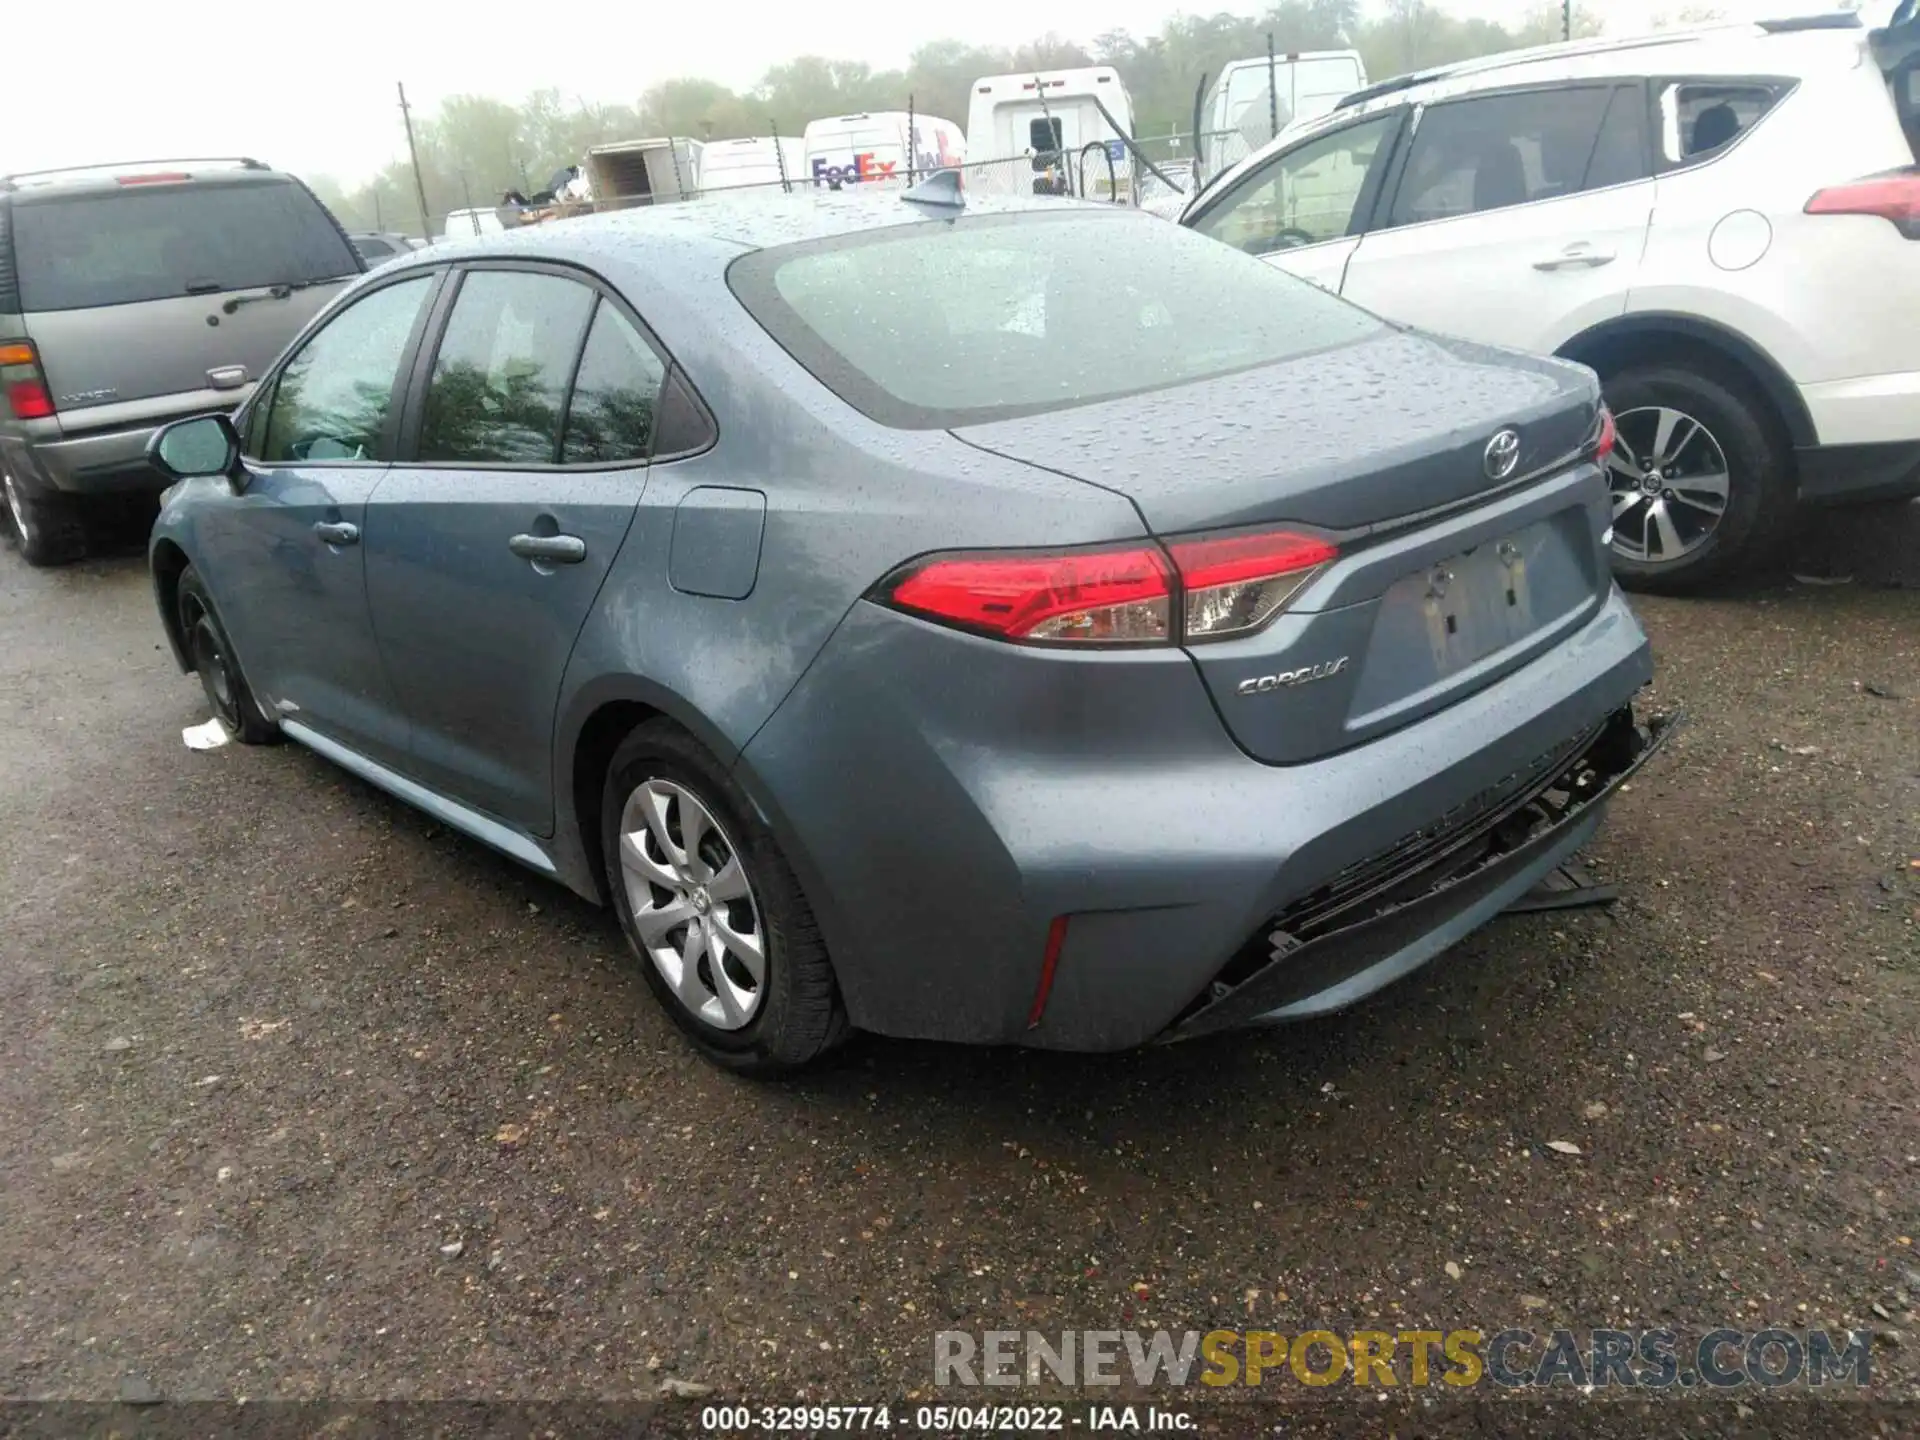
[1339,84,1653,351]
[364,264,663,834]
[10,176,360,425]
[1183,108,1407,293]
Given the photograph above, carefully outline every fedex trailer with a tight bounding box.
[700,136,807,193]
[965,67,1135,200]
[801,112,965,190]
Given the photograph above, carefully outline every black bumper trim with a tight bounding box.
[1162,707,1677,1042]
[1795,441,1920,508]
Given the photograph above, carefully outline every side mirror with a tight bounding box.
[148,413,240,481]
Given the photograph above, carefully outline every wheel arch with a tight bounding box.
[150,539,193,673]
[556,675,752,908]
[1555,313,1815,450]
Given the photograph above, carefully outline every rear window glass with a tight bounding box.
[11,179,358,312]
[728,210,1383,428]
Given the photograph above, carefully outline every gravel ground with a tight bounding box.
[1,505,1916,1435]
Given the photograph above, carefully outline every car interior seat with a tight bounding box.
[1688,102,1742,156]
[1472,141,1530,213]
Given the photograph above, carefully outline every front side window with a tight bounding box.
[730,210,1384,429]
[561,302,668,464]
[1387,86,1633,228]
[418,270,596,465]
[1188,111,1399,256]
[258,275,433,464]
[1657,81,1784,167]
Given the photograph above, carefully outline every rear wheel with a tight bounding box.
[1,468,87,567]
[177,567,279,744]
[1600,361,1794,594]
[601,719,847,1075]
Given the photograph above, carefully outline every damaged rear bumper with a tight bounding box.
[1161,706,1677,1043]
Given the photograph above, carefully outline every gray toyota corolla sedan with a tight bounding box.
[145,181,1671,1074]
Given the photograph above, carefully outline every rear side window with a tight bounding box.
[730,210,1383,429]
[1387,86,1644,227]
[1656,81,1786,167]
[10,179,359,312]
[561,302,667,464]
[418,270,595,465]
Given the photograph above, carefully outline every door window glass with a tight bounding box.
[561,302,668,464]
[1657,82,1782,166]
[258,275,432,464]
[419,271,595,465]
[1387,86,1625,227]
[1187,111,1398,256]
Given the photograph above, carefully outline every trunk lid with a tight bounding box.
[954,328,1612,764]
[10,174,359,420]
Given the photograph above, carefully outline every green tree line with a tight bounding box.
[313,0,1619,236]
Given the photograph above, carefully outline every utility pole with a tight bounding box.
[397,82,433,239]
[1563,0,1572,40]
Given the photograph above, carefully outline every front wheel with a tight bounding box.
[177,567,279,744]
[601,720,848,1075]
[1600,361,1795,595]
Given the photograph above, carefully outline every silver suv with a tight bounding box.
[0,158,362,565]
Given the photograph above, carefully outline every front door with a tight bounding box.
[364,267,666,835]
[1182,107,1406,295]
[1338,84,1653,352]
[198,272,440,769]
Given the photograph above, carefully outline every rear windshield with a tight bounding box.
[11,179,359,312]
[728,209,1382,428]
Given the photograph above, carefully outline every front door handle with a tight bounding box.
[1532,245,1616,271]
[313,521,359,546]
[508,533,587,564]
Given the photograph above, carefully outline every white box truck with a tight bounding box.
[699,136,807,193]
[801,112,965,189]
[585,137,703,210]
[965,67,1136,200]
[1198,50,1368,172]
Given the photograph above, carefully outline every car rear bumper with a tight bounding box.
[1795,440,1920,508]
[739,583,1657,1052]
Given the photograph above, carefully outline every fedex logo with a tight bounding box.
[811,152,897,186]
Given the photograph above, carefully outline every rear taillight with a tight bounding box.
[881,525,1338,647]
[1166,528,1337,640]
[1805,171,1920,238]
[1589,406,1616,463]
[887,543,1173,643]
[0,341,54,420]
[117,172,192,185]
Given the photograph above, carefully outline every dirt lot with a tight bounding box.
[1,507,1916,1434]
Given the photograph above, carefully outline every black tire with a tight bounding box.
[1,467,87,567]
[1600,361,1795,595]
[601,719,848,1076]
[177,567,279,744]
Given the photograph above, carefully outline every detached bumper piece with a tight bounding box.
[1164,706,1677,1042]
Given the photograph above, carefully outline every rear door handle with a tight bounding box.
[312,521,359,546]
[1532,245,1616,271]
[508,533,587,564]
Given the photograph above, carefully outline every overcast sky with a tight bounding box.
[4,0,1844,184]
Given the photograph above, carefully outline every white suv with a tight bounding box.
[1180,11,1920,592]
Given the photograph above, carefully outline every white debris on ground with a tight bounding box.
[181,718,232,751]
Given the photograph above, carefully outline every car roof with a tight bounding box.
[399,188,1126,269]
[0,158,283,197]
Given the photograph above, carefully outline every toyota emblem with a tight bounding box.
[1484,428,1521,481]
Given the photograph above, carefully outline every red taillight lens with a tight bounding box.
[1167,528,1338,640]
[1590,406,1616,463]
[1805,171,1920,238]
[887,543,1173,643]
[0,341,54,420]
[5,379,54,419]
[117,172,192,185]
[882,526,1339,646]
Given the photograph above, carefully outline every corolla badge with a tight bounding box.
[1484,427,1521,481]
[1235,656,1350,695]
